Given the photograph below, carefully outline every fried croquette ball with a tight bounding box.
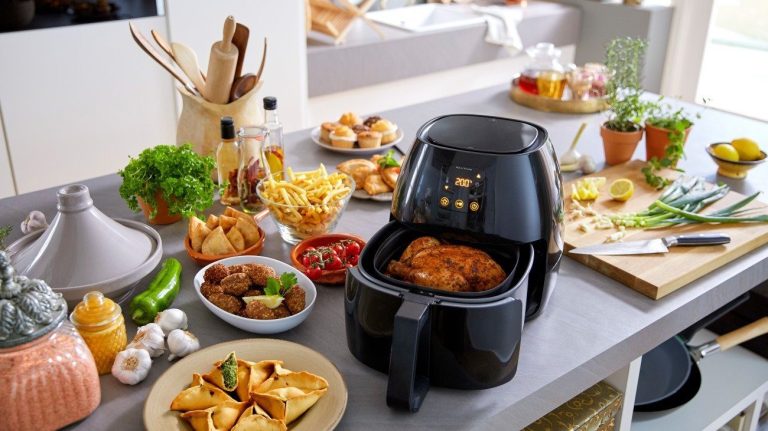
[273,304,291,319]
[242,289,264,298]
[241,264,277,286]
[242,301,278,320]
[207,293,243,314]
[283,286,306,315]
[220,273,251,296]
[200,281,223,298]
[204,263,229,284]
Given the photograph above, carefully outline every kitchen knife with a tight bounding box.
[569,233,730,256]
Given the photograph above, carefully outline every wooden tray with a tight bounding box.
[509,83,608,114]
[563,160,768,299]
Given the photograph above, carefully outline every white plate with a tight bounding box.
[352,189,393,201]
[310,126,403,155]
[194,256,317,334]
[144,339,347,431]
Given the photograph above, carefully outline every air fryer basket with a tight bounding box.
[370,225,521,299]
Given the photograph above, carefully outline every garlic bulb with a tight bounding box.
[112,348,152,385]
[127,323,165,358]
[155,308,188,335]
[578,154,597,174]
[167,329,200,361]
[20,211,48,234]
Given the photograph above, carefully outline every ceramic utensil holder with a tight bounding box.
[176,81,264,158]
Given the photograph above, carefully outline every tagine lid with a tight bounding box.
[0,251,67,348]
[8,184,157,289]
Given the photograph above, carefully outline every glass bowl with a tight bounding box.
[256,172,355,244]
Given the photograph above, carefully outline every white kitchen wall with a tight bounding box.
[0,17,178,194]
[165,0,308,133]
[0,114,16,198]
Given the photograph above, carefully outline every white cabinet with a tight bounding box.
[0,17,177,194]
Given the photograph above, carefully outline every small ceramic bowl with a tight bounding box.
[706,143,766,179]
[194,256,316,334]
[290,233,366,285]
[184,225,266,266]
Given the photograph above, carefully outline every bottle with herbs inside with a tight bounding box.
[262,96,285,181]
[237,125,268,213]
[217,116,240,205]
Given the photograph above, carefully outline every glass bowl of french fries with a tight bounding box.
[257,165,355,244]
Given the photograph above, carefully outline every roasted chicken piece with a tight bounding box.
[386,238,506,292]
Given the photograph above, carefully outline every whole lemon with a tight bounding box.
[713,143,740,162]
[731,138,763,161]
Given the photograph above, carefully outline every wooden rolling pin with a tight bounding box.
[205,16,239,104]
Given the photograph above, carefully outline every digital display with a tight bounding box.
[454,177,472,188]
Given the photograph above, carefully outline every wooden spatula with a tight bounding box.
[231,23,249,80]
[171,42,208,100]
[128,22,198,96]
[205,16,239,104]
[151,29,206,82]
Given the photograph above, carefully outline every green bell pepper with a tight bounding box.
[130,258,182,325]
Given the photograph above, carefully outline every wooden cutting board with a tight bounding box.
[563,160,768,299]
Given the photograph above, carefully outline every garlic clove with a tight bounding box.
[112,348,152,385]
[126,323,166,358]
[20,210,48,234]
[155,308,188,336]
[167,329,200,361]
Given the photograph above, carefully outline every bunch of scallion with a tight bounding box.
[609,176,768,229]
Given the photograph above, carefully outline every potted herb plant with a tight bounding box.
[640,102,698,188]
[119,144,217,225]
[601,37,651,165]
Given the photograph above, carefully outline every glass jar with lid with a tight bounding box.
[0,251,100,430]
[519,42,565,97]
[70,290,128,374]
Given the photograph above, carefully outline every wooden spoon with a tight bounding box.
[253,38,268,84]
[231,22,250,80]
[128,22,198,95]
[171,42,208,99]
[229,73,257,103]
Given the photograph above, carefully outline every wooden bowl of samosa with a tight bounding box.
[184,207,267,266]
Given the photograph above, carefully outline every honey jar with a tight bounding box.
[70,291,128,374]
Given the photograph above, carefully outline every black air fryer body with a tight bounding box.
[344,114,564,412]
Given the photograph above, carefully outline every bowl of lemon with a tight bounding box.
[707,138,766,179]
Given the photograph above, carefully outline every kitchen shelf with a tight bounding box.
[632,330,768,431]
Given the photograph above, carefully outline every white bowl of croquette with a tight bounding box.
[194,256,317,334]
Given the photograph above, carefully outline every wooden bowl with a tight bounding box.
[184,225,266,266]
[290,233,366,285]
[706,143,766,179]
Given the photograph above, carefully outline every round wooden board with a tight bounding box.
[509,84,608,114]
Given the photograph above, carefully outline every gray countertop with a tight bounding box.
[3,85,768,430]
[307,2,580,97]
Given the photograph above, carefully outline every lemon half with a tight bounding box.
[609,179,634,202]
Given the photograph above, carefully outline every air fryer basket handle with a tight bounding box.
[387,294,432,412]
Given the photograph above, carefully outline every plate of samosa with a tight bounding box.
[337,151,402,202]
[185,207,267,265]
[144,340,347,431]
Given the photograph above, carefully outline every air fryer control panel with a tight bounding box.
[439,165,485,215]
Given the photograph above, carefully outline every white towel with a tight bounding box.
[471,5,524,56]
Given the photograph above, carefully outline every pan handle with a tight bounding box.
[690,316,768,361]
[386,293,434,412]
[716,316,768,351]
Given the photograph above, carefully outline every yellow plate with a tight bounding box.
[144,339,348,431]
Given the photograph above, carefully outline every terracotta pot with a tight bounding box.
[645,122,692,162]
[137,191,182,225]
[600,124,644,165]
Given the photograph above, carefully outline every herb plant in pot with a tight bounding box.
[645,101,695,162]
[119,144,217,225]
[601,37,651,165]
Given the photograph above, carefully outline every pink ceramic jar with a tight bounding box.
[0,251,101,431]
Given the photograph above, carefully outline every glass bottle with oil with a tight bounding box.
[216,116,240,205]
[261,97,285,180]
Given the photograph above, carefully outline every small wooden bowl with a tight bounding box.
[706,143,766,179]
[184,225,266,266]
[290,233,366,285]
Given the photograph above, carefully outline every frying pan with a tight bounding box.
[635,316,768,411]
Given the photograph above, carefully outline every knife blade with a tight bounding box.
[569,233,731,256]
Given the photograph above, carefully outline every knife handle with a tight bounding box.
[665,233,731,247]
